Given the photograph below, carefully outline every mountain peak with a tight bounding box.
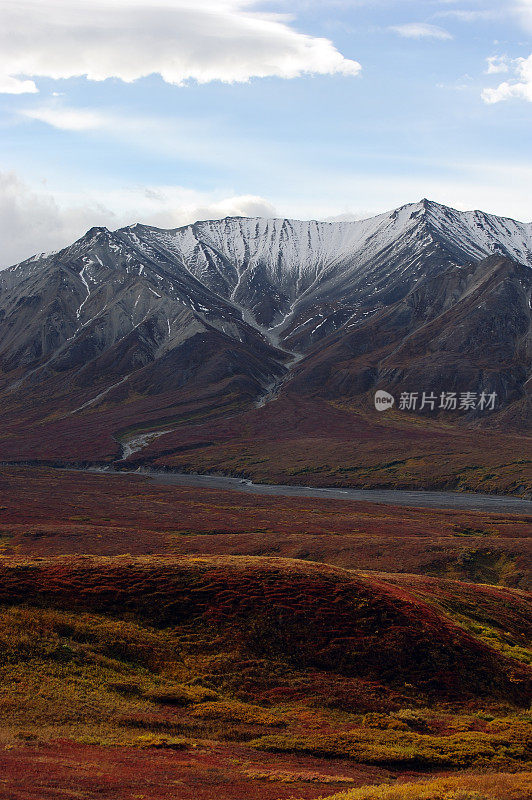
[0,196,530,442]
[83,226,111,239]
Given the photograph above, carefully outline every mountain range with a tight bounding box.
[0,199,530,484]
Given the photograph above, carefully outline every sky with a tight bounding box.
[0,0,531,266]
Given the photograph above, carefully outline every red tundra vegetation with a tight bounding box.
[0,466,530,799]
[0,466,530,586]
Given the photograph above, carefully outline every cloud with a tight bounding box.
[482,54,532,103]
[0,75,37,94]
[479,2,532,103]
[21,107,106,131]
[389,23,453,40]
[0,171,278,267]
[434,9,499,22]
[0,0,361,95]
[324,211,367,222]
[0,172,109,267]
[3,157,532,269]
[515,0,532,31]
[479,3,532,103]
[485,55,509,75]
[286,159,532,226]
[17,102,278,172]
[436,74,474,91]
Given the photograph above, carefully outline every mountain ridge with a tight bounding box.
[5,197,532,275]
[0,198,530,472]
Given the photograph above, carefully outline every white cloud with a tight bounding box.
[2,157,532,269]
[0,171,278,267]
[485,55,509,74]
[478,2,532,103]
[515,0,532,30]
[436,76,473,91]
[482,54,532,103]
[324,211,367,222]
[479,2,532,103]
[21,107,106,131]
[0,172,109,266]
[0,0,361,95]
[284,164,532,227]
[0,75,37,94]
[17,102,280,172]
[434,9,499,22]
[389,23,453,40]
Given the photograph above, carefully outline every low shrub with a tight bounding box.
[299,772,532,800]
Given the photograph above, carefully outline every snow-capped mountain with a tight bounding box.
[113,198,532,331]
[0,199,530,462]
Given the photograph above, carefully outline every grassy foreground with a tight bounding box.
[304,772,532,799]
[0,554,530,798]
[0,468,530,799]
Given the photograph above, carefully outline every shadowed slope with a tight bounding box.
[0,555,528,705]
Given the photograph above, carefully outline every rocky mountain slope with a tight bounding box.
[0,199,530,466]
